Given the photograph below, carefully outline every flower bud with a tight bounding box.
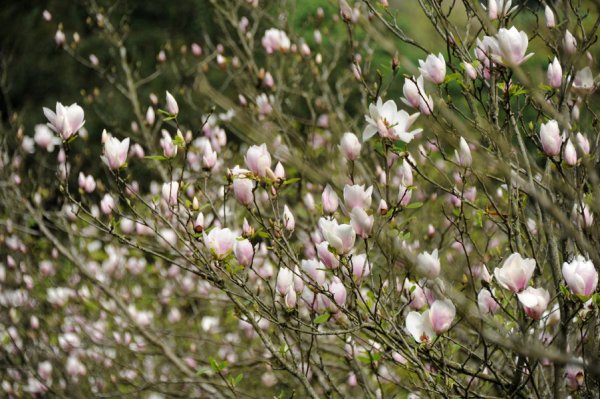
[283,205,295,231]
[539,120,561,157]
[562,256,598,297]
[456,137,472,167]
[563,30,577,55]
[165,91,179,116]
[322,184,339,214]
[563,139,578,166]
[233,178,254,206]
[162,181,179,206]
[102,136,130,170]
[547,57,562,89]
[418,53,446,85]
[545,5,556,28]
[234,239,254,267]
[339,132,361,160]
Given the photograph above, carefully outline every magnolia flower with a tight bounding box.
[429,299,456,334]
[283,205,295,231]
[203,227,236,259]
[539,120,561,157]
[562,256,598,297]
[34,124,61,151]
[565,360,585,389]
[563,140,578,166]
[339,132,361,160]
[484,0,515,20]
[406,310,436,343]
[245,144,272,177]
[160,130,178,158]
[100,194,115,215]
[572,67,594,95]
[494,252,536,293]
[418,53,446,84]
[547,57,562,89]
[162,181,179,206]
[319,218,356,255]
[478,289,499,314]
[363,97,422,142]
[402,75,434,115]
[517,287,550,319]
[456,137,472,167]
[488,26,533,66]
[43,102,85,140]
[563,30,577,54]
[165,91,179,115]
[234,239,254,267]
[350,207,374,238]
[404,279,427,310]
[575,133,590,155]
[102,135,130,170]
[322,184,339,214]
[545,5,556,28]
[301,259,326,286]
[343,184,373,210]
[276,267,294,295]
[328,277,347,307]
[233,177,254,206]
[416,249,440,279]
[316,241,339,269]
[261,28,291,54]
[571,202,594,229]
[350,253,371,281]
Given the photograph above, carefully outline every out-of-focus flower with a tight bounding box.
[416,249,440,279]
[494,252,536,293]
[545,5,556,28]
[322,184,339,214]
[572,67,594,95]
[245,144,272,177]
[363,97,422,142]
[429,299,456,334]
[261,28,291,54]
[478,289,499,314]
[43,102,85,140]
[161,181,179,206]
[276,267,294,295]
[283,205,295,231]
[562,256,598,297]
[563,30,577,54]
[484,0,515,20]
[563,139,578,166]
[328,277,347,307]
[350,207,373,238]
[34,124,61,151]
[343,184,373,210]
[339,132,361,160]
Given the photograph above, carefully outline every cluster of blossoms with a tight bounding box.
[3,1,600,398]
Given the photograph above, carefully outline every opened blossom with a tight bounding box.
[261,28,291,54]
[363,97,422,142]
[203,227,236,259]
[562,256,598,297]
[102,135,130,170]
[343,184,373,210]
[517,287,550,320]
[482,27,533,66]
[494,252,536,293]
[43,102,85,140]
[319,218,356,255]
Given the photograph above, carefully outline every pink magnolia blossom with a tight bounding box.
[343,184,373,210]
[416,249,440,279]
[234,239,254,267]
[517,287,550,320]
[339,132,361,160]
[350,207,373,238]
[203,227,236,259]
[562,256,598,297]
[102,135,130,170]
[245,144,272,177]
[318,218,356,255]
[418,53,446,84]
[429,299,456,334]
[494,252,536,293]
[363,97,422,142]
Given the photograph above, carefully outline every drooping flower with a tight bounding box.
[43,102,85,140]
[517,287,550,320]
[363,97,422,142]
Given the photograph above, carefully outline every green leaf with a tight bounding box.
[405,201,423,209]
[592,293,600,307]
[283,177,301,185]
[444,72,462,84]
[231,373,244,386]
[144,155,168,161]
[172,135,185,147]
[313,312,330,324]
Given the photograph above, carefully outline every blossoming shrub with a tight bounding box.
[1,1,600,398]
